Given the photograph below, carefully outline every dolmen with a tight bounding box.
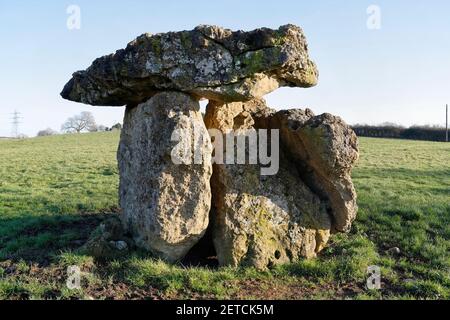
[61,25,359,270]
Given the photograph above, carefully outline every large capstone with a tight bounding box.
[118,91,213,262]
[61,24,318,106]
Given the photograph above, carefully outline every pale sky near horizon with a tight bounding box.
[0,0,449,137]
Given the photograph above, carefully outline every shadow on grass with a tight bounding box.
[0,212,114,266]
[0,210,220,270]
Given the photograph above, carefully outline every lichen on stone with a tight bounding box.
[61,24,318,105]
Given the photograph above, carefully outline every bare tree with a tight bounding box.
[37,128,57,137]
[61,112,97,133]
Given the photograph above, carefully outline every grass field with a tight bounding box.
[0,132,449,300]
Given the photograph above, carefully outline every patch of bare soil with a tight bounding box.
[0,259,166,300]
[228,279,365,300]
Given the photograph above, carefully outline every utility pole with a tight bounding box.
[446,104,448,143]
[11,110,22,138]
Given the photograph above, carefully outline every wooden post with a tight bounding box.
[446,104,449,142]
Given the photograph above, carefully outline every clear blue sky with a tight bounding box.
[0,0,449,137]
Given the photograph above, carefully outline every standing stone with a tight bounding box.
[118,91,212,262]
[205,99,332,269]
[270,110,359,232]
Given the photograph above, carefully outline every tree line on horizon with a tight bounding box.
[351,123,448,142]
[10,115,448,142]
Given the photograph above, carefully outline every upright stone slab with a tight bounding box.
[205,99,332,269]
[118,91,212,262]
[270,110,359,232]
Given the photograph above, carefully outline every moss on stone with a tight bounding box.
[180,32,193,49]
[301,127,327,157]
[273,31,287,46]
[239,47,283,74]
[241,50,265,74]
[151,37,162,57]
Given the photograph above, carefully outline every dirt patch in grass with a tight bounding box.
[228,279,364,300]
[0,259,166,300]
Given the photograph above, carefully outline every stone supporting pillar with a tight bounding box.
[118,91,212,262]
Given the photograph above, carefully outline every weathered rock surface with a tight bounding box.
[205,99,333,269]
[118,91,213,262]
[270,110,359,232]
[81,217,133,259]
[61,24,318,105]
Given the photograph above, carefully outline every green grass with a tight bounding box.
[0,133,449,300]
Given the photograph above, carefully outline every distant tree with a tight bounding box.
[411,124,444,129]
[379,122,404,129]
[61,112,97,133]
[352,123,446,142]
[37,128,57,137]
[88,124,99,132]
[97,125,107,132]
[111,123,122,131]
